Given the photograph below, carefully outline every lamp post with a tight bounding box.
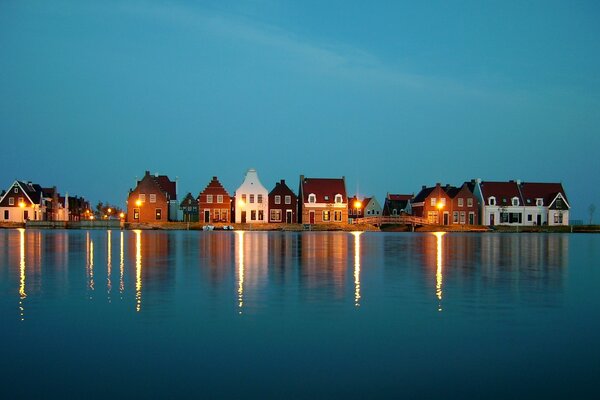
[436,201,445,225]
[135,200,143,222]
[354,200,362,224]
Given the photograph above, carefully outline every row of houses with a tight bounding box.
[0,180,90,222]
[125,170,570,226]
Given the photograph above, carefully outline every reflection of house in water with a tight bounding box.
[198,232,234,286]
[235,231,269,314]
[267,232,298,286]
[298,232,349,300]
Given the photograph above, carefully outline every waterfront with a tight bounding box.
[1,229,598,398]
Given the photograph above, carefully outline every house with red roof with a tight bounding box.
[473,179,569,226]
[198,176,231,224]
[268,179,298,223]
[382,194,413,216]
[127,171,178,223]
[411,183,453,225]
[298,176,348,224]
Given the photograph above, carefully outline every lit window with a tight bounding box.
[18,197,23,204]
[221,210,228,221]
[275,195,281,204]
[9,198,14,206]
[431,198,436,207]
[323,211,330,221]
[441,198,446,206]
[214,210,220,221]
[139,194,145,202]
[155,209,162,220]
[458,198,464,207]
[285,195,291,204]
[308,194,316,203]
[207,195,213,203]
[217,195,223,203]
[133,209,139,220]
[335,194,343,204]
[324,195,329,201]
[270,209,282,222]
[241,194,247,203]
[150,194,156,203]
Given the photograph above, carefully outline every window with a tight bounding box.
[24,211,28,220]
[214,210,220,221]
[460,211,466,224]
[18,197,23,205]
[556,199,564,209]
[251,210,256,220]
[536,199,543,206]
[217,195,223,203]
[241,194,247,203]
[221,210,228,221]
[249,194,255,203]
[453,212,459,224]
[133,209,139,220]
[509,213,522,223]
[207,195,213,203]
[431,198,436,207]
[335,194,343,204]
[285,196,291,204]
[489,197,496,206]
[322,210,330,221]
[501,212,509,223]
[4,210,9,219]
[458,198,464,207]
[139,194,146,202]
[275,195,281,204]
[271,209,282,222]
[258,210,264,221]
[555,213,563,223]
[150,194,156,203]
[512,197,519,206]
[9,198,14,206]
[527,214,533,222]
[324,195,329,201]
[257,194,263,204]
[308,194,316,203]
[441,198,446,206]
[467,198,473,207]
[334,211,342,222]
[392,209,398,216]
[14,187,18,193]
[155,209,162,220]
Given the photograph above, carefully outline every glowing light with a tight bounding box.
[352,231,362,307]
[107,208,112,214]
[107,230,112,297]
[236,231,245,314]
[87,232,95,293]
[237,199,246,208]
[135,229,142,312]
[19,202,25,208]
[18,228,26,321]
[354,201,362,209]
[434,232,445,311]
[119,212,125,219]
[119,231,124,295]
[135,200,142,207]
[436,202,444,210]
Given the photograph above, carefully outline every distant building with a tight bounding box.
[198,176,231,224]
[298,176,348,224]
[180,192,199,222]
[412,182,479,226]
[268,179,298,223]
[362,196,382,217]
[382,194,413,216]
[234,169,268,224]
[127,171,178,223]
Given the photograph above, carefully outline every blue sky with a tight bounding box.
[1,0,599,220]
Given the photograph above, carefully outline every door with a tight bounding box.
[241,211,246,223]
[490,213,495,226]
[443,212,449,225]
[286,210,292,224]
[309,211,315,224]
[536,214,541,226]
[204,210,210,223]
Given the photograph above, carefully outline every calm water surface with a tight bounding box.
[1,229,599,398]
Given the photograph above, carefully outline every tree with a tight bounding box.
[94,201,124,219]
[590,204,596,225]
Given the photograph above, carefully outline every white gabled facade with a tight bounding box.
[235,168,269,224]
[0,180,44,223]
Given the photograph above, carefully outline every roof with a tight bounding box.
[269,179,296,197]
[520,182,569,207]
[300,176,347,203]
[388,194,413,201]
[198,176,230,198]
[479,181,522,206]
[155,175,177,200]
[412,187,436,203]
[180,192,196,207]
[17,181,43,204]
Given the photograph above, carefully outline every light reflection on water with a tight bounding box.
[2,229,596,398]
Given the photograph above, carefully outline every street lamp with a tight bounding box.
[135,200,143,221]
[354,200,362,223]
[436,201,445,225]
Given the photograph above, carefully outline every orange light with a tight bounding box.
[238,199,245,207]
[354,200,362,209]
[135,200,142,207]
[90,215,95,220]
[19,202,25,208]
[436,202,444,210]
[119,212,125,219]
[107,208,112,213]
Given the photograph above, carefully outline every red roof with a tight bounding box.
[300,177,346,203]
[479,181,522,206]
[388,194,412,201]
[520,182,568,207]
[155,175,177,200]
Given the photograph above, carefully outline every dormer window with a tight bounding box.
[536,198,543,206]
[335,194,343,204]
[489,197,496,206]
[308,194,316,204]
[392,209,398,215]
[324,195,329,201]
[14,187,18,193]
[512,197,519,206]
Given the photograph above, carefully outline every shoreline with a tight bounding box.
[1,221,599,233]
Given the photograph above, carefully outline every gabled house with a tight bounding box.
[235,169,268,224]
[180,192,199,222]
[382,194,412,216]
[473,180,525,226]
[0,180,44,222]
[519,182,570,226]
[198,176,231,224]
[298,176,348,224]
[411,183,453,225]
[363,197,382,217]
[127,171,178,223]
[268,179,298,223]
[348,195,364,222]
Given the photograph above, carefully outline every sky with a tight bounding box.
[1,0,599,220]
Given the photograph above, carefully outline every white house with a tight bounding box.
[235,168,269,224]
[0,180,45,222]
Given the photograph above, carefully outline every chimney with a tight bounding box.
[516,179,521,185]
[422,185,426,190]
[213,176,217,181]
[280,179,285,185]
[145,171,150,176]
[155,172,159,177]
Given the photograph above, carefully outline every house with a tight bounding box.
[520,182,570,226]
[198,176,232,224]
[474,179,570,226]
[382,194,412,216]
[411,183,453,225]
[234,169,268,224]
[348,195,364,222]
[363,197,383,217]
[268,179,298,223]
[66,195,91,221]
[298,176,348,224]
[180,192,199,222]
[446,182,479,225]
[0,180,45,222]
[127,171,178,223]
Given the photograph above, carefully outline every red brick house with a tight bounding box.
[198,176,231,224]
[412,182,479,225]
[298,176,348,224]
[127,171,178,223]
[268,179,298,223]
[446,182,479,225]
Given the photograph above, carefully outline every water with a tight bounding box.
[1,229,598,398]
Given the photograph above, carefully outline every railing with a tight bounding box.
[355,215,430,226]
